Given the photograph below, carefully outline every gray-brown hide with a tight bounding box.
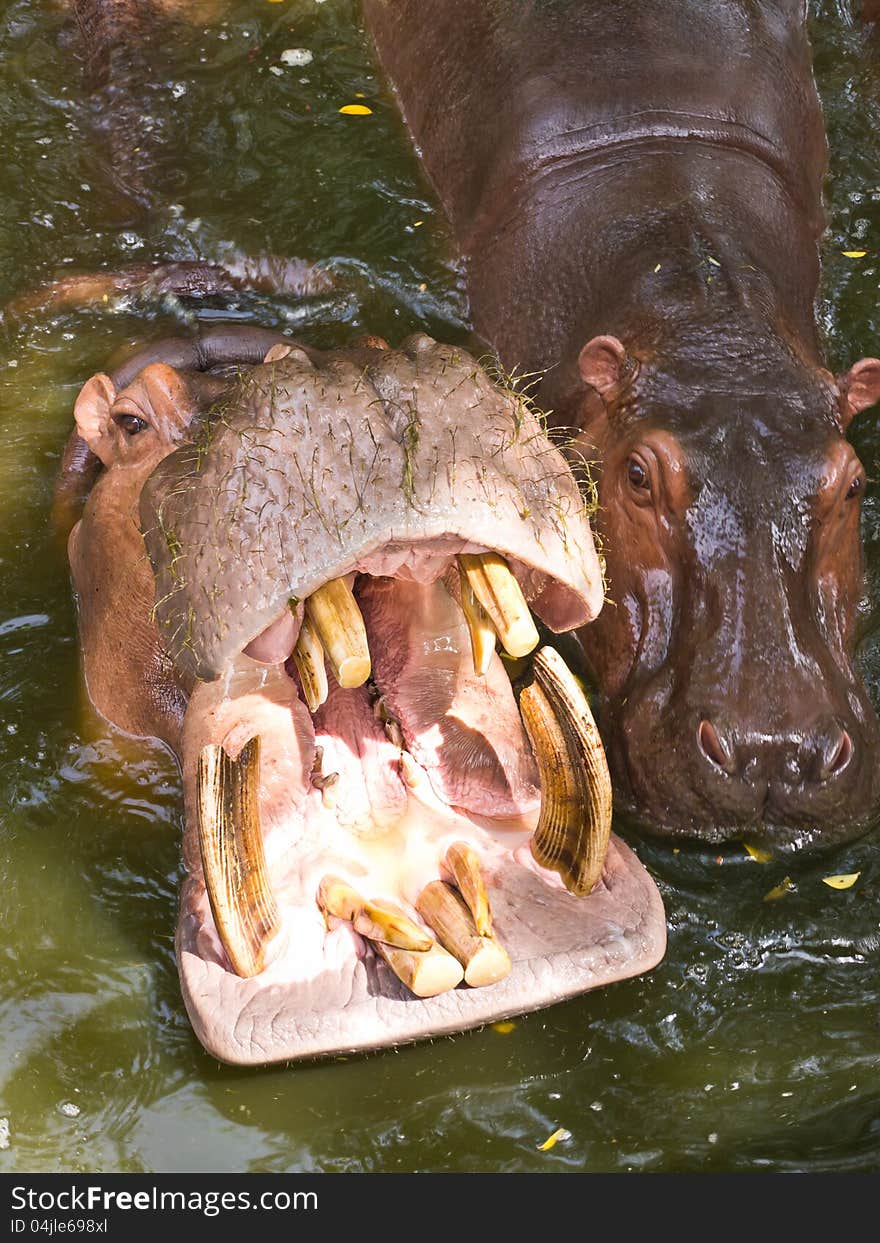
[142,337,601,683]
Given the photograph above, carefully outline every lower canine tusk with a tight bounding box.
[197,737,280,978]
[517,646,612,897]
[458,553,539,659]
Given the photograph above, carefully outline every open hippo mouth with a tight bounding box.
[72,330,665,1065]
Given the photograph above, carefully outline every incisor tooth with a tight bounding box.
[317,876,432,951]
[444,841,493,936]
[458,565,497,676]
[305,578,371,690]
[292,612,329,712]
[416,880,511,987]
[517,646,612,897]
[197,737,279,978]
[458,553,539,659]
[375,939,465,997]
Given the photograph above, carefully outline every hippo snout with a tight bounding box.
[614,679,879,848]
[694,712,864,823]
[697,716,853,785]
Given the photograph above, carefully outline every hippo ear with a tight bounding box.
[578,336,636,400]
[838,358,880,429]
[73,373,117,467]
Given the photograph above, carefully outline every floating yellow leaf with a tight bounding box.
[412,220,424,227]
[339,104,373,116]
[537,1128,571,1151]
[822,872,860,890]
[744,842,772,863]
[842,250,868,258]
[763,876,796,902]
[492,1020,516,1034]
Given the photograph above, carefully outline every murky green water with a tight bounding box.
[1,0,879,1174]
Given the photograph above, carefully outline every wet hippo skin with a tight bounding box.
[365,0,880,848]
[3,3,333,326]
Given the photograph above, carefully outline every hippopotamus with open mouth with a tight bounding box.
[61,325,665,1064]
[365,0,880,849]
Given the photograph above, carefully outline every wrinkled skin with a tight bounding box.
[365,0,880,848]
[64,326,665,1064]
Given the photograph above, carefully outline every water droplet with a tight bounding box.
[281,48,313,67]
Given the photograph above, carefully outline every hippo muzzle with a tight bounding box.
[65,328,665,1065]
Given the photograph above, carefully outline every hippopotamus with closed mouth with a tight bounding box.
[366,0,880,849]
[61,325,665,1064]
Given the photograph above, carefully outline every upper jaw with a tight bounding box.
[139,334,604,683]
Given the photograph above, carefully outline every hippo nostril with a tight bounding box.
[698,719,735,773]
[820,727,853,780]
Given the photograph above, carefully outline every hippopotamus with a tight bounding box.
[365,0,880,849]
[61,324,665,1064]
[2,2,332,327]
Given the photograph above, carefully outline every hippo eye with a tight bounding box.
[627,456,650,492]
[845,475,864,501]
[113,413,148,436]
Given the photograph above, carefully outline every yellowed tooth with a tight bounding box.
[457,564,497,676]
[458,553,539,659]
[444,841,493,937]
[375,939,465,997]
[416,880,511,988]
[197,737,280,978]
[305,578,371,690]
[399,750,423,788]
[292,613,329,712]
[317,875,432,952]
[517,646,612,897]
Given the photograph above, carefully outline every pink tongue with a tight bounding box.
[358,576,540,818]
[309,680,407,836]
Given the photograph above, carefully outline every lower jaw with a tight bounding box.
[173,651,666,1066]
[175,831,666,1066]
